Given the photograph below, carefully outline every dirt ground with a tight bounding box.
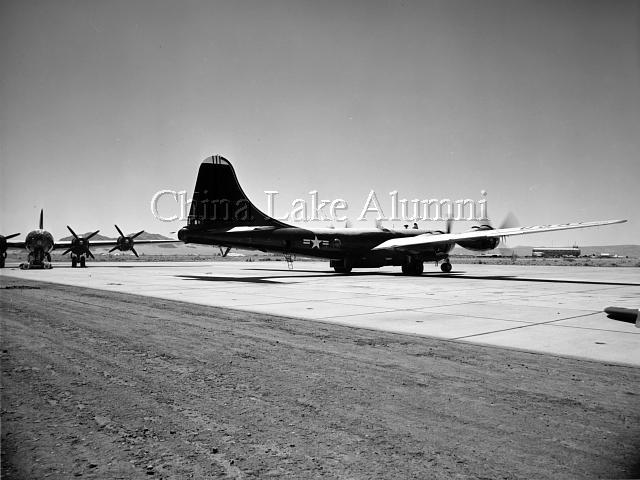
[1,276,638,479]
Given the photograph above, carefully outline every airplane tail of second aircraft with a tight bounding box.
[186,155,289,230]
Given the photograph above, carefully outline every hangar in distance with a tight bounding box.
[177,155,627,274]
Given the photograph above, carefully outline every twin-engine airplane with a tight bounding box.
[177,155,627,274]
[1,210,173,269]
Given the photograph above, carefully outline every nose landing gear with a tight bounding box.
[19,252,52,269]
[440,259,452,273]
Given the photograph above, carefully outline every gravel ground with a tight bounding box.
[1,275,638,479]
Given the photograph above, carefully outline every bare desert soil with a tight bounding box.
[1,276,638,479]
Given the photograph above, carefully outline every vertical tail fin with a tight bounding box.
[39,209,44,229]
[187,155,289,229]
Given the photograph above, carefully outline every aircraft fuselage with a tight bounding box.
[179,226,454,267]
[22,229,55,269]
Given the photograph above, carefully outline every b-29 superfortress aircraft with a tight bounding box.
[177,155,627,274]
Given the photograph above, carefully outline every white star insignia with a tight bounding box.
[303,235,325,249]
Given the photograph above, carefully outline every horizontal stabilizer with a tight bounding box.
[226,226,279,233]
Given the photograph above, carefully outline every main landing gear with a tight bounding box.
[401,257,452,275]
[401,258,424,276]
[71,254,87,268]
[331,259,353,273]
[333,265,352,273]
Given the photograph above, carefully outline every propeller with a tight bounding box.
[109,225,144,257]
[61,226,100,258]
[498,212,519,230]
[1,233,21,255]
[471,212,520,248]
[472,212,519,231]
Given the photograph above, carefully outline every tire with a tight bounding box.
[440,262,452,273]
[402,262,423,275]
[72,257,77,268]
[333,265,352,273]
[80,257,86,268]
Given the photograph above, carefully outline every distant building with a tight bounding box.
[532,247,580,258]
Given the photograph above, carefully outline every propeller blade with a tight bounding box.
[131,247,139,258]
[114,225,125,237]
[86,249,95,259]
[61,248,72,256]
[445,218,453,234]
[4,233,21,240]
[109,246,119,253]
[39,209,44,230]
[131,230,144,239]
[499,212,519,229]
[86,230,100,240]
[67,226,79,239]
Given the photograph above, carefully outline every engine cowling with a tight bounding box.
[456,225,500,251]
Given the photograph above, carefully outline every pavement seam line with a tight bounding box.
[449,311,603,340]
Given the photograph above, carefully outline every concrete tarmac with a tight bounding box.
[2,261,639,366]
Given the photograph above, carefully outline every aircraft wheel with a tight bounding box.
[80,256,86,268]
[440,261,452,273]
[402,261,423,275]
[333,265,352,274]
[72,257,77,268]
[0,257,5,269]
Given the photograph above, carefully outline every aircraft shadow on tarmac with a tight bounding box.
[436,273,640,287]
[178,271,640,287]
[175,274,327,284]
[175,271,424,284]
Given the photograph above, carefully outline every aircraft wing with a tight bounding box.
[372,219,627,251]
[4,241,26,249]
[83,239,180,247]
[48,239,180,249]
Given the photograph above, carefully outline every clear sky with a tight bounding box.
[1,0,638,246]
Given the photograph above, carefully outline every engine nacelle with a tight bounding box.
[457,225,500,251]
[457,237,500,251]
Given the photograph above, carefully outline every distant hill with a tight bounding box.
[59,232,115,241]
[133,232,173,240]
